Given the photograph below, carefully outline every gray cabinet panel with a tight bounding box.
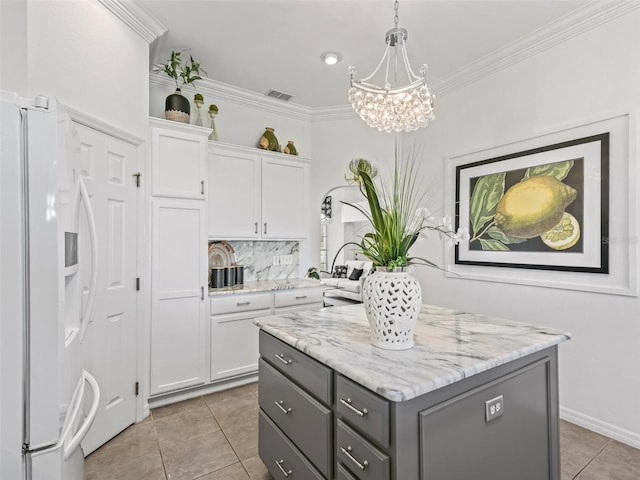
[337,463,359,480]
[419,359,551,480]
[259,359,332,477]
[336,419,390,480]
[259,410,325,480]
[259,330,332,405]
[336,375,390,448]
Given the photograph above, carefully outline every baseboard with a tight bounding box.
[560,406,640,449]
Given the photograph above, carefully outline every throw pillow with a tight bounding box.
[332,265,348,278]
[348,268,364,281]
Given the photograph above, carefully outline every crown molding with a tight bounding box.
[97,0,167,44]
[311,106,358,123]
[150,73,313,122]
[432,1,640,96]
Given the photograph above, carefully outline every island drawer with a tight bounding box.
[259,358,332,477]
[259,410,325,480]
[259,330,332,405]
[336,419,389,480]
[274,288,324,308]
[337,463,359,480]
[336,375,389,448]
[210,292,272,315]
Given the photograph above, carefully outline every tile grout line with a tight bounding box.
[150,412,171,480]
[571,438,613,479]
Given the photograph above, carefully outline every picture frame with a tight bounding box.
[444,110,638,296]
[455,133,609,273]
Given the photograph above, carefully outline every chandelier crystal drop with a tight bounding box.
[348,1,435,133]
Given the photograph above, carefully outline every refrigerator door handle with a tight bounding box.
[72,175,98,341]
[63,370,100,460]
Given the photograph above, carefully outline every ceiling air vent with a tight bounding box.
[265,89,293,102]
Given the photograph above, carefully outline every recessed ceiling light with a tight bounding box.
[321,52,341,65]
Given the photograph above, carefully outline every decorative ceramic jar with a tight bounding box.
[283,140,298,155]
[362,267,422,350]
[258,127,279,151]
[165,88,190,123]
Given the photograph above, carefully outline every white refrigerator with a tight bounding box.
[1,91,100,480]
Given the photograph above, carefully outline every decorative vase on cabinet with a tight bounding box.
[258,127,279,151]
[362,267,422,350]
[165,88,190,123]
[283,140,298,155]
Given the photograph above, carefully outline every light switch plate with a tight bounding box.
[280,254,293,265]
[273,255,280,266]
[485,395,504,422]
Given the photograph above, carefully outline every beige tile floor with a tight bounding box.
[86,383,640,480]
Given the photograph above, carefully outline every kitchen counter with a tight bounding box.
[254,303,570,402]
[208,278,322,296]
[256,303,570,480]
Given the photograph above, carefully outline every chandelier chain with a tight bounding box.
[394,0,399,28]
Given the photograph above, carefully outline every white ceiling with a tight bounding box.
[139,0,588,108]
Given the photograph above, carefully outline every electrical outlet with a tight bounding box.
[485,395,504,422]
[272,255,280,266]
[280,254,293,265]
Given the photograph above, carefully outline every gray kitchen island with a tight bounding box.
[254,303,570,480]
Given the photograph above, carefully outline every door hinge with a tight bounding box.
[136,277,140,291]
[132,172,141,188]
[135,382,139,396]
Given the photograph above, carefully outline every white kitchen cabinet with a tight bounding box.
[150,199,209,395]
[208,143,310,239]
[273,287,324,313]
[150,118,209,199]
[209,292,272,382]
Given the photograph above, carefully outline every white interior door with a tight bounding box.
[74,122,139,455]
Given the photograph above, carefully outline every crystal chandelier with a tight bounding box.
[348,0,435,133]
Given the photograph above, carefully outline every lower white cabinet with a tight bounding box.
[150,199,208,396]
[209,288,324,383]
[210,292,272,382]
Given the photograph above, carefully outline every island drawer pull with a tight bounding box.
[340,445,368,470]
[275,353,292,365]
[236,301,251,307]
[295,295,307,300]
[275,459,292,477]
[340,397,369,417]
[275,400,292,415]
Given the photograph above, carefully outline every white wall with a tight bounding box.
[402,9,640,446]
[0,0,28,94]
[27,0,149,138]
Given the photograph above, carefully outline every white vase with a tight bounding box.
[362,268,422,350]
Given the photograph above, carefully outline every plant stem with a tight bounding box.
[470,220,496,243]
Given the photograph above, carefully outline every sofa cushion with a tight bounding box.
[332,265,348,278]
[345,260,363,277]
[321,278,342,288]
[337,280,361,294]
[348,268,364,281]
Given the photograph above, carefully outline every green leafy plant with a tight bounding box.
[154,50,207,90]
[343,148,466,270]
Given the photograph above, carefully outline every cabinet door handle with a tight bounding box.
[339,397,369,417]
[340,445,369,470]
[236,301,251,307]
[274,400,292,415]
[200,180,205,195]
[263,222,267,235]
[254,222,258,234]
[275,459,292,477]
[275,353,292,365]
[201,286,205,300]
[295,295,307,300]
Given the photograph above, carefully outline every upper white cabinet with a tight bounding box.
[150,118,209,199]
[208,143,310,240]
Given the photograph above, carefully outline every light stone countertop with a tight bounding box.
[254,303,571,402]
[209,278,323,296]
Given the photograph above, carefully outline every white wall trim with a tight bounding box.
[561,406,640,450]
[64,104,145,146]
[432,1,640,96]
[150,73,313,122]
[311,105,358,123]
[97,0,167,44]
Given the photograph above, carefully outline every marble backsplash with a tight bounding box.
[208,240,299,281]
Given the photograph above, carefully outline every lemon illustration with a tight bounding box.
[494,175,577,238]
[540,212,580,250]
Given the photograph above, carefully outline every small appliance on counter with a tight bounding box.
[208,241,244,288]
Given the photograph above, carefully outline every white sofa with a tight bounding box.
[321,260,373,303]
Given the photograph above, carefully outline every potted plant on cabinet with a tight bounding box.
[154,50,207,123]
